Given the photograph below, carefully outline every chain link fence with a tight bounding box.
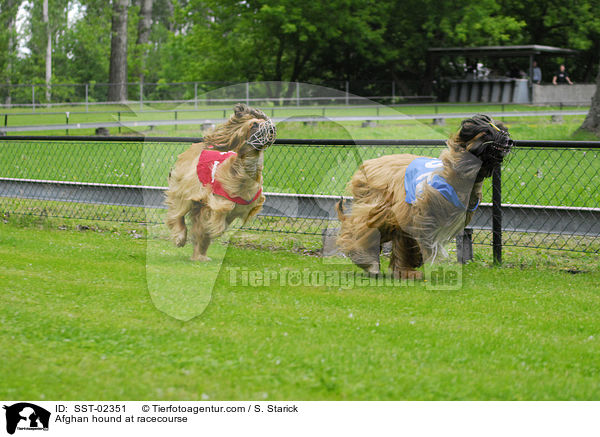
[1,136,599,254]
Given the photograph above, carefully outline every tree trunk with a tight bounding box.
[578,64,600,136]
[164,0,174,32]
[42,0,51,103]
[136,0,153,84]
[4,0,17,106]
[108,0,129,102]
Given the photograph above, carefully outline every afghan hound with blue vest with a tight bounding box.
[336,114,513,279]
[165,104,276,261]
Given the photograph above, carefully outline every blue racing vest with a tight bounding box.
[404,157,478,211]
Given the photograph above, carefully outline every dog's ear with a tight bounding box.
[233,103,268,120]
[234,103,249,118]
[466,137,487,156]
[247,107,268,120]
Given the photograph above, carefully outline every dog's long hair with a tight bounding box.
[165,104,275,261]
[336,114,512,279]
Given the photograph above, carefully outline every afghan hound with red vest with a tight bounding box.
[336,114,513,279]
[165,104,276,261]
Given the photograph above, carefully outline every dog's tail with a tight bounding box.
[335,198,346,222]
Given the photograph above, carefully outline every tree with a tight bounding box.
[3,0,600,104]
[17,0,69,103]
[578,64,600,135]
[498,0,600,82]
[176,0,527,97]
[181,0,390,84]
[62,0,112,85]
[42,0,51,102]
[135,0,153,84]
[108,0,129,102]
[0,0,21,105]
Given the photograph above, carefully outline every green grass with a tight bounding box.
[1,101,596,137]
[0,101,588,122]
[1,219,600,400]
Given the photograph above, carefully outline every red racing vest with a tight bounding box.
[196,149,262,205]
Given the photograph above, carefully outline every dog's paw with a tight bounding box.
[365,264,381,276]
[191,255,211,262]
[174,236,187,247]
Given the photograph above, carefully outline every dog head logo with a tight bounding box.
[3,403,50,435]
[203,103,276,154]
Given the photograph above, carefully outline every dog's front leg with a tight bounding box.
[347,228,382,276]
[165,194,191,247]
[389,229,424,280]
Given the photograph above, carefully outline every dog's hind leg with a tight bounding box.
[389,229,424,280]
[165,194,192,247]
[189,204,212,262]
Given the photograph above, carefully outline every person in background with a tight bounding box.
[552,64,573,85]
[532,61,542,84]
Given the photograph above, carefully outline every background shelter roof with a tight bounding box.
[427,45,578,58]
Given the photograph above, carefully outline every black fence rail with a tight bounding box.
[1,136,599,259]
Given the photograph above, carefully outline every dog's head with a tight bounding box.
[203,103,276,156]
[450,114,513,180]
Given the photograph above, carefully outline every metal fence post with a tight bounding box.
[174,111,177,131]
[4,114,7,128]
[345,81,349,105]
[32,85,35,112]
[194,82,198,109]
[392,81,396,104]
[296,82,300,106]
[139,83,143,110]
[492,163,502,265]
[456,228,473,264]
[245,82,250,106]
[65,112,70,135]
[85,84,89,112]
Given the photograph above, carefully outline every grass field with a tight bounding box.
[1,219,599,400]
[0,102,591,128]
[1,101,597,138]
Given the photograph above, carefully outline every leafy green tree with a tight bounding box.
[3,0,600,103]
[170,0,529,96]
[19,0,70,102]
[178,0,388,83]
[498,0,600,82]
[61,1,113,85]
